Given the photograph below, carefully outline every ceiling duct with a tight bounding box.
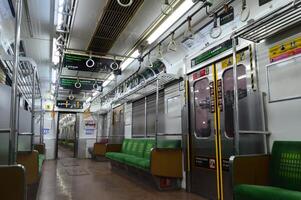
[88,0,144,53]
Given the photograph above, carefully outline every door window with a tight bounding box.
[194,78,211,138]
[223,65,247,138]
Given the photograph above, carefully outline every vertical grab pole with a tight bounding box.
[155,78,159,148]
[232,37,240,155]
[40,98,43,144]
[31,68,36,146]
[144,97,147,138]
[9,0,23,165]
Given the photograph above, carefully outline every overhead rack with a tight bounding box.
[113,72,178,104]
[91,72,178,110]
[2,57,42,107]
[234,0,301,43]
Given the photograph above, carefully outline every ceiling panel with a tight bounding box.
[109,0,164,55]
[68,0,108,50]
[88,0,144,53]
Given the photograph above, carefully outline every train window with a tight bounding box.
[223,65,247,138]
[132,98,145,137]
[146,91,164,136]
[194,78,211,138]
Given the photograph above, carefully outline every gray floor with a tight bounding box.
[37,158,206,200]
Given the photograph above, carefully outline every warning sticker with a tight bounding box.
[269,37,301,63]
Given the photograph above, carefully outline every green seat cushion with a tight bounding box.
[105,152,127,163]
[270,141,301,191]
[156,139,182,149]
[123,155,150,170]
[235,184,301,200]
[144,139,155,159]
[38,154,45,174]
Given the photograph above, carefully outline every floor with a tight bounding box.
[37,158,206,200]
[58,144,74,159]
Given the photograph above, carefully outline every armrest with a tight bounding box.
[34,143,45,154]
[150,148,182,178]
[230,154,270,187]
[106,144,122,152]
[0,165,26,200]
[93,143,107,156]
[17,150,39,185]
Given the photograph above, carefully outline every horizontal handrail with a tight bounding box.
[156,133,184,136]
[97,135,125,138]
[239,130,271,135]
[0,129,10,133]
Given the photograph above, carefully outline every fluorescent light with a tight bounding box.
[92,91,100,97]
[51,69,57,84]
[147,0,194,44]
[50,84,55,94]
[52,39,60,65]
[120,50,140,71]
[103,74,115,87]
[86,97,92,103]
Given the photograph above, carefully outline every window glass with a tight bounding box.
[194,78,211,138]
[223,65,247,138]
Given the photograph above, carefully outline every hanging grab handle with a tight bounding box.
[183,17,194,40]
[69,91,75,100]
[117,0,133,7]
[210,13,222,39]
[240,0,250,22]
[161,0,173,15]
[110,57,119,71]
[158,43,163,59]
[148,54,153,68]
[86,52,95,68]
[74,78,82,89]
[167,32,177,52]
[93,80,98,90]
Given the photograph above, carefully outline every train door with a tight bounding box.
[188,48,266,200]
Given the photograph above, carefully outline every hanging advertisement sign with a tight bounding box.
[56,100,84,109]
[59,78,103,91]
[63,53,122,72]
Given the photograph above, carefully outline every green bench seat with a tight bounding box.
[233,141,301,200]
[38,154,45,174]
[105,138,182,177]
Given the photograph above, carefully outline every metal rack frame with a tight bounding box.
[231,0,301,155]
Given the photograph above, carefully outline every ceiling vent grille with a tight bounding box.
[88,0,144,53]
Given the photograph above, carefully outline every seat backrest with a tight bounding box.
[0,165,26,200]
[270,141,301,191]
[121,139,129,153]
[156,139,182,149]
[143,139,155,159]
[129,139,146,157]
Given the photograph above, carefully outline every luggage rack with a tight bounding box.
[233,0,301,43]
[112,72,178,104]
[91,72,179,110]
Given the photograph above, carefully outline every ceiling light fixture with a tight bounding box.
[103,74,115,87]
[86,97,92,103]
[120,50,140,71]
[147,0,194,44]
[52,39,60,65]
[51,68,57,84]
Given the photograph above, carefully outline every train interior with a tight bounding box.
[0,0,301,200]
